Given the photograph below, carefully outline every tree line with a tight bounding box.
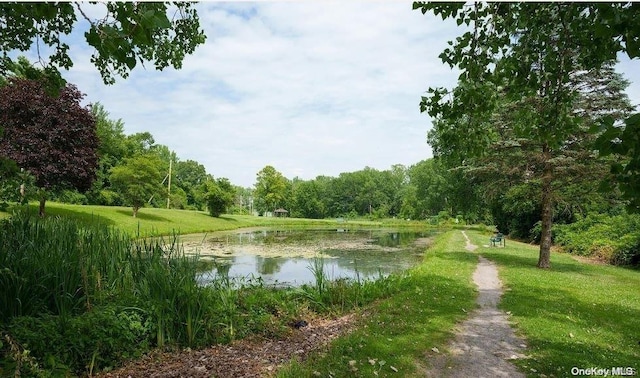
[1,54,634,235]
[1,56,472,221]
[0,57,506,223]
[252,161,476,221]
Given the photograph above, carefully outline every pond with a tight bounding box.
[180,228,435,287]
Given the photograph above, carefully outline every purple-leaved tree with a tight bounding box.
[0,78,99,216]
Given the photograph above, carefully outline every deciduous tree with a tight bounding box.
[205,178,234,217]
[109,154,163,217]
[290,179,326,219]
[175,160,211,211]
[413,2,638,268]
[254,165,288,215]
[0,77,98,216]
[87,102,127,205]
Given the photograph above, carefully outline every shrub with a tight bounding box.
[554,213,640,266]
[6,306,152,374]
[54,189,88,205]
[97,189,122,206]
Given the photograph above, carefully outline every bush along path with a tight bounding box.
[424,231,527,377]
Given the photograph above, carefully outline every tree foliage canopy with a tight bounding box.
[175,160,211,211]
[0,2,206,84]
[414,2,640,215]
[0,77,98,216]
[254,165,288,215]
[109,154,163,217]
[413,2,639,267]
[205,178,234,217]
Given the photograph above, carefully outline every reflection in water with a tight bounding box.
[188,229,434,287]
[256,255,284,275]
[215,261,232,281]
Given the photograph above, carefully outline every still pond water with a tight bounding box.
[181,228,435,287]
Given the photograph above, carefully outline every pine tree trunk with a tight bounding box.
[538,144,553,268]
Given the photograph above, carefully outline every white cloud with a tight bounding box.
[18,2,640,187]
[57,2,465,187]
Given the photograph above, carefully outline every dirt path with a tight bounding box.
[424,231,527,377]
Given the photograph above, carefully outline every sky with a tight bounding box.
[12,2,640,188]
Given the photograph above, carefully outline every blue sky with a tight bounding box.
[13,2,640,188]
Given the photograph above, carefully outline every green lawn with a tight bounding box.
[278,230,478,377]
[3,202,416,237]
[466,231,640,377]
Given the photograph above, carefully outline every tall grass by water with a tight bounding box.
[0,212,236,374]
[301,256,402,314]
[0,211,423,376]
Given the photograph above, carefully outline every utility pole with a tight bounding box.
[166,158,172,209]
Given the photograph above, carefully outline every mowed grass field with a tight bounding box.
[1,202,429,237]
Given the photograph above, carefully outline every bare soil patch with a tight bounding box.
[98,314,357,378]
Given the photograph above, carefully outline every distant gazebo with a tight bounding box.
[274,208,289,217]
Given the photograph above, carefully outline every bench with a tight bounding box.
[490,233,505,247]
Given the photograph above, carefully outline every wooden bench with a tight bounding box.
[490,232,505,247]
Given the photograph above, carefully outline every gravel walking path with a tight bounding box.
[424,231,527,377]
